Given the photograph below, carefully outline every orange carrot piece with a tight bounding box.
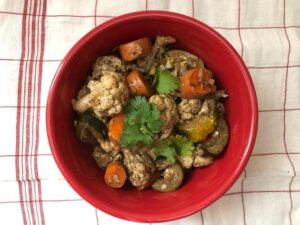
[126,70,152,97]
[108,113,125,143]
[119,37,152,61]
[104,161,127,188]
[180,67,216,99]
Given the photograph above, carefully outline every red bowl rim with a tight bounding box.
[46,10,258,222]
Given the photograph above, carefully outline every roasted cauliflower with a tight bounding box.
[73,71,129,120]
[92,55,135,79]
[177,99,202,122]
[123,147,155,188]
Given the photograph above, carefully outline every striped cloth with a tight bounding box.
[0,0,300,224]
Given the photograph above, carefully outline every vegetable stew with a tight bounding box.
[72,36,229,192]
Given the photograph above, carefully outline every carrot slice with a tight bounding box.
[180,67,216,99]
[108,113,125,143]
[104,161,127,188]
[119,37,152,61]
[126,70,152,97]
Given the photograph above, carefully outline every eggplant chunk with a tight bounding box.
[203,118,229,156]
[75,112,107,144]
[152,164,183,192]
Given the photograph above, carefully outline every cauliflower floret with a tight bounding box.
[149,95,179,138]
[178,91,228,122]
[73,71,129,120]
[176,155,194,169]
[92,146,122,169]
[92,56,135,79]
[123,147,155,188]
[98,139,121,153]
[177,99,201,122]
[193,146,214,167]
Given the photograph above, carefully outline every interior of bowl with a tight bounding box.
[46,11,258,222]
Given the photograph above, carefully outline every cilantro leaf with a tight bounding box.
[152,135,195,163]
[154,69,180,94]
[120,97,164,148]
[170,135,194,157]
[120,125,152,147]
[146,105,163,133]
[153,139,177,163]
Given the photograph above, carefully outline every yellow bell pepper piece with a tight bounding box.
[177,115,216,142]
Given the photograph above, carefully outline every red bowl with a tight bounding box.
[46,11,258,222]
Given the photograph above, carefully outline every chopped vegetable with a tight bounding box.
[92,147,114,168]
[177,115,217,143]
[180,67,216,99]
[123,147,155,188]
[170,135,194,157]
[176,155,194,169]
[152,135,195,163]
[153,138,177,163]
[126,70,152,97]
[104,161,127,188]
[166,50,205,69]
[137,172,161,190]
[162,50,205,76]
[193,155,213,167]
[73,36,229,192]
[154,69,180,94]
[72,72,129,119]
[152,164,183,192]
[75,112,107,144]
[108,113,126,143]
[149,94,179,138]
[119,37,152,61]
[120,96,164,148]
[203,118,229,156]
[141,36,176,73]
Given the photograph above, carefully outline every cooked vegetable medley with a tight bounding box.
[72,36,229,192]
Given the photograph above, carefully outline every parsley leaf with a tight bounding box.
[170,135,194,157]
[152,135,195,163]
[120,96,164,148]
[154,69,180,94]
